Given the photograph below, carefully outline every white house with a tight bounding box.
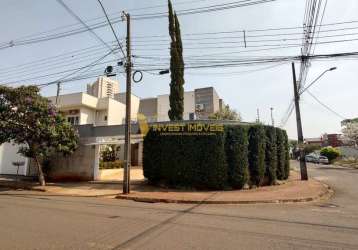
[0,76,139,176]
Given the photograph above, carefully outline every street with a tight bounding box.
[0,162,358,250]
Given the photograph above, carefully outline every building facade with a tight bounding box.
[48,76,140,126]
[0,79,227,178]
[139,87,223,122]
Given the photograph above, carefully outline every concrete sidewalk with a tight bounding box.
[0,171,332,203]
[116,171,332,204]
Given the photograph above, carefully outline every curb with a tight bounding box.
[0,184,47,193]
[116,182,333,205]
[0,182,46,192]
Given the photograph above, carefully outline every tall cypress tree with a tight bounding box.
[168,0,185,121]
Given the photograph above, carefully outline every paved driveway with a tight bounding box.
[0,161,357,249]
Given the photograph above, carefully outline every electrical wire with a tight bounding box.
[56,0,114,53]
[306,90,347,120]
[96,0,126,58]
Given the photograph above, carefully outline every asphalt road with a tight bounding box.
[0,162,358,250]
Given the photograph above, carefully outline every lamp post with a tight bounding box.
[291,63,337,181]
[300,67,337,95]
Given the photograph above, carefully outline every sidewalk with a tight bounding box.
[116,171,332,204]
[0,171,332,204]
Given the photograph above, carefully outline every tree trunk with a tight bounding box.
[34,156,46,186]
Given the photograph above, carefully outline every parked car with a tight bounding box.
[319,156,329,164]
[305,154,319,163]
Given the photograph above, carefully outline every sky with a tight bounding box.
[0,0,357,139]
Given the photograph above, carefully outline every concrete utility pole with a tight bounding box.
[291,62,308,180]
[55,82,61,106]
[123,13,132,194]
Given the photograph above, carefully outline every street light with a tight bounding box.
[300,66,337,95]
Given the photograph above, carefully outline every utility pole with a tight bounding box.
[291,62,308,180]
[123,12,132,194]
[256,108,260,123]
[270,107,274,127]
[55,82,61,106]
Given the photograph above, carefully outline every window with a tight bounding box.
[104,115,108,121]
[67,116,79,125]
[189,113,195,120]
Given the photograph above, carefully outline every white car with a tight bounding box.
[319,156,329,164]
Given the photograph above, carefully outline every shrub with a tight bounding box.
[143,129,162,183]
[320,147,341,163]
[225,125,249,189]
[248,125,266,186]
[143,125,227,189]
[264,126,277,185]
[142,122,289,190]
[101,145,120,162]
[276,128,285,180]
[282,130,290,179]
[99,160,124,169]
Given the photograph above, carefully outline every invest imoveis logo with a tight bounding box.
[137,113,224,136]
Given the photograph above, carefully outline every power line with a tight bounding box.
[55,0,114,53]
[306,90,347,120]
[96,0,126,58]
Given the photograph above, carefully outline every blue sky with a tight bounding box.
[1,0,357,139]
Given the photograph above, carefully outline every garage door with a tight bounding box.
[0,143,28,175]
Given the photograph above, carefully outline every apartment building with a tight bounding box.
[48,76,140,126]
[139,87,223,122]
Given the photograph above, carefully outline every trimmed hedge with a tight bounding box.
[264,126,277,185]
[143,123,289,190]
[275,128,285,180]
[225,125,249,189]
[282,130,290,179]
[143,128,227,189]
[248,125,266,186]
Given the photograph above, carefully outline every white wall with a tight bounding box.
[0,143,28,175]
[80,107,96,125]
[157,92,195,121]
[157,94,170,121]
[107,99,126,125]
[115,93,140,122]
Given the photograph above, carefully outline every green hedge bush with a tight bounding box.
[248,125,266,186]
[282,130,290,179]
[99,160,124,169]
[143,123,289,190]
[225,125,249,189]
[276,128,285,180]
[264,126,277,185]
[320,147,341,163]
[143,127,227,189]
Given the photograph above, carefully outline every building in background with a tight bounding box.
[48,76,140,126]
[304,137,323,146]
[139,87,224,122]
[322,133,343,147]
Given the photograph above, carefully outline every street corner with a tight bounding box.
[115,171,332,205]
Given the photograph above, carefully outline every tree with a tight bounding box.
[320,147,341,163]
[0,86,78,186]
[342,118,358,146]
[101,144,120,162]
[209,105,241,121]
[168,0,185,121]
